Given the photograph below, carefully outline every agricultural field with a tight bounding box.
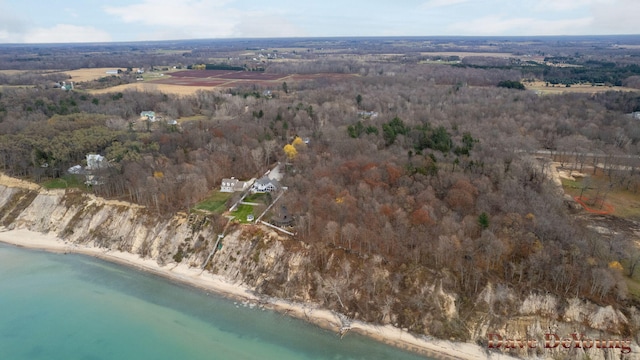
[84,69,355,95]
[420,51,520,59]
[150,69,352,88]
[88,82,221,96]
[524,80,639,94]
[54,68,126,82]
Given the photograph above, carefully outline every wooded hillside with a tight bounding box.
[2,37,640,339]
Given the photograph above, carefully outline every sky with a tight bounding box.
[0,0,638,43]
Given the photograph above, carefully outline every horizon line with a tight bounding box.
[2,34,640,47]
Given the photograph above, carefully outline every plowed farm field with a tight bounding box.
[150,70,353,87]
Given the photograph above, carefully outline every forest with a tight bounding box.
[2,36,640,339]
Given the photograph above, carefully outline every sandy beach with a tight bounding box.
[0,228,517,360]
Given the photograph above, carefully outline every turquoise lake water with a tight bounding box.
[0,244,431,360]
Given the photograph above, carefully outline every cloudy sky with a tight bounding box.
[0,0,638,43]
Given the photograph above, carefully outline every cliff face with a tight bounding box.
[0,182,638,359]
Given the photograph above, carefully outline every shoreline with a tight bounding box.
[0,228,516,360]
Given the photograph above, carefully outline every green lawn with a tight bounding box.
[232,204,254,223]
[244,192,267,203]
[42,175,87,190]
[193,191,232,213]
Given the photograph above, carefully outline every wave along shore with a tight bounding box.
[0,228,515,360]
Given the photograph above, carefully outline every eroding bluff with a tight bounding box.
[0,182,638,359]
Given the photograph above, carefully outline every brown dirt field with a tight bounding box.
[526,80,639,95]
[170,70,237,78]
[153,78,232,87]
[162,70,290,81]
[86,70,353,95]
[219,72,286,80]
[88,82,222,96]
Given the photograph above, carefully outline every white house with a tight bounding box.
[86,154,107,170]
[251,176,280,193]
[220,177,247,193]
[83,154,109,186]
[140,111,156,122]
[67,165,84,175]
[357,111,379,119]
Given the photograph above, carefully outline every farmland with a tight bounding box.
[150,69,353,88]
[88,82,220,96]
[81,69,355,95]
[524,80,639,94]
[54,68,124,82]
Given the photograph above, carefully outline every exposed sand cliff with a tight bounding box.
[0,176,636,359]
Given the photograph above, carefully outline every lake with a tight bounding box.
[0,243,431,360]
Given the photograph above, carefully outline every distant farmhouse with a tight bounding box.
[140,111,156,122]
[251,176,280,193]
[53,81,74,91]
[357,111,379,119]
[220,177,248,193]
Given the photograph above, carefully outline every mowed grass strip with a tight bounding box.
[42,175,87,190]
[232,204,254,223]
[193,191,231,213]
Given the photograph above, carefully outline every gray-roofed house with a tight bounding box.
[251,176,280,193]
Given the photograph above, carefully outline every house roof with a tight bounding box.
[86,154,107,170]
[255,177,280,188]
[67,165,85,175]
[222,178,239,185]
